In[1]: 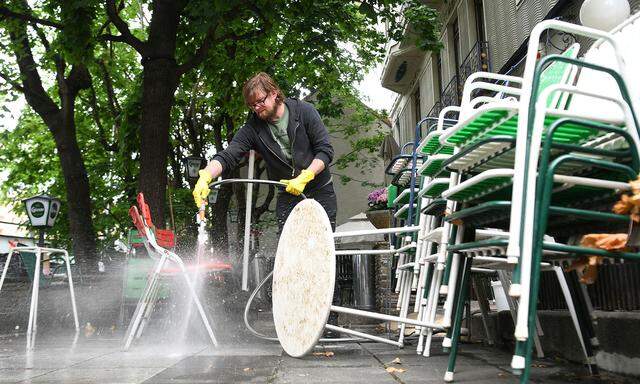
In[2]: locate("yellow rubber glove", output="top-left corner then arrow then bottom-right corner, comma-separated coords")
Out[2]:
280,169 -> 315,196
192,169 -> 213,207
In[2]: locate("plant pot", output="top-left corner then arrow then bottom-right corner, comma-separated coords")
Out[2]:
366,209 -> 390,229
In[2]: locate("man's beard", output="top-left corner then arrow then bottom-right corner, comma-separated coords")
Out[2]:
259,102 -> 279,122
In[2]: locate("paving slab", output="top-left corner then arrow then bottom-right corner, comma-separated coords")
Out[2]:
0,331 -> 638,384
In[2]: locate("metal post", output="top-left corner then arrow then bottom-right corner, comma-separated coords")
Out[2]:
37,229 -> 45,247
242,150 -> 256,291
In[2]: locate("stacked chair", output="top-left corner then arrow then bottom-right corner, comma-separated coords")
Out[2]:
381,11 -> 640,384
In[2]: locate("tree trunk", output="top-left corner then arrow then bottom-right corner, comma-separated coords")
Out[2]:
137,0 -> 181,226
50,117 -> 97,265
6,15 -> 97,266
138,58 -> 178,227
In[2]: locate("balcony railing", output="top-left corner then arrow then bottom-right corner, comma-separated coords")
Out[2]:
440,74 -> 460,109
458,40 -> 490,88
427,40 -> 490,118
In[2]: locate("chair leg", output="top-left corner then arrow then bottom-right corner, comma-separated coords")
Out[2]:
0,252 -> 13,293
444,256 -> 472,382
564,269 -> 600,374
63,251 -> 80,332
26,248 -> 42,351
123,255 -> 167,350
416,262 -> 433,354
174,256 -> 218,347
472,275 -> 496,346
136,275 -> 161,339
442,227 -> 465,329
423,267 -> 444,357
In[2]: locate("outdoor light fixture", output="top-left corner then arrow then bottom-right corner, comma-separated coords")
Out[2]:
183,156 -> 206,181
580,0 -> 630,31
22,194 -> 61,246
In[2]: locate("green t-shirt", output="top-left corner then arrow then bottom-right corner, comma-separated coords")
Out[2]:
267,104 -> 291,160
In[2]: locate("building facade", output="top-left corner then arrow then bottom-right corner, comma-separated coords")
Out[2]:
383,0 -> 640,146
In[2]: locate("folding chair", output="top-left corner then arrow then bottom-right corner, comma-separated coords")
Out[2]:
123,193 -> 224,350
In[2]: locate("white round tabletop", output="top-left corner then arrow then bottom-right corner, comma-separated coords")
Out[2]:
272,199 -> 336,357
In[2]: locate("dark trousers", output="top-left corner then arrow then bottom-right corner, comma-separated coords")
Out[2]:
276,181 -> 337,231
276,182 -> 341,322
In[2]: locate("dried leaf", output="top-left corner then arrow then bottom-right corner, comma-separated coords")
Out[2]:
532,363 -> 547,368
391,357 -> 402,365
243,368 -> 251,372
312,351 -> 335,357
386,367 -> 406,373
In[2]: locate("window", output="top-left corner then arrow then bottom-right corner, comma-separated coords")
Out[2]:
452,18 -> 462,78
413,88 -> 421,126
474,0 -> 486,41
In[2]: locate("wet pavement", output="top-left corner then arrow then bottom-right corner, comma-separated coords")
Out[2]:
1,328 -> 638,384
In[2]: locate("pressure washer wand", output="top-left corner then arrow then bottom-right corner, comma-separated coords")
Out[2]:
196,203 -> 207,265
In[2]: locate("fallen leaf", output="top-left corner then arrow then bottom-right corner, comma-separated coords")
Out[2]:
390,357 -> 402,365
243,368 -> 251,372
532,363 -> 547,368
386,367 -> 406,374
312,351 -> 335,357
84,322 -> 96,338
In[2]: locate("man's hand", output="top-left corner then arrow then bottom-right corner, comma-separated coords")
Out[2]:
193,169 -> 213,207
280,169 -> 315,196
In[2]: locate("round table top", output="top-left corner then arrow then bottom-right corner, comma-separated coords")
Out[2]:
272,199 -> 336,357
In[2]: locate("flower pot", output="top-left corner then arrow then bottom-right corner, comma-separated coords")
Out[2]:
366,209 -> 391,229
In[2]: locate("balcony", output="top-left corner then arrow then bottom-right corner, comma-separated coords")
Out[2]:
428,41 -> 490,118
381,42 -> 426,94
458,41 -> 490,87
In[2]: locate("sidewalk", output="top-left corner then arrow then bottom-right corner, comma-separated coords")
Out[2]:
1,329 -> 636,384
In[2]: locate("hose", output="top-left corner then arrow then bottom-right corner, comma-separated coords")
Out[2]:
207,178 -> 370,343
208,178 -> 307,199
243,269 -> 366,343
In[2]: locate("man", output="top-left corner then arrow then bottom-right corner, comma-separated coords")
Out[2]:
192,72 -> 340,334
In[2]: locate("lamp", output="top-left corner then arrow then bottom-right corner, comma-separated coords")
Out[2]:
580,0 -> 630,31
183,156 -> 206,181
22,194 -> 61,246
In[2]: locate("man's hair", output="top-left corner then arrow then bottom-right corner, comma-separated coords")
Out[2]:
242,72 -> 285,106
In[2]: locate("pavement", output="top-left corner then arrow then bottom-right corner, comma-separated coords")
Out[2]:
1,326 -> 638,384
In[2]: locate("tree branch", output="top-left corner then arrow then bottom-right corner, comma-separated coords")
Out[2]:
105,0 -> 146,54
6,21 -> 59,124
0,71 -> 24,93
97,59 -> 120,116
176,24 -> 218,76
0,5 -> 63,29
86,85 -> 117,152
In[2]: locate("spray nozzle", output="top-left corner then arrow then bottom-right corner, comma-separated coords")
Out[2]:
197,203 -> 206,224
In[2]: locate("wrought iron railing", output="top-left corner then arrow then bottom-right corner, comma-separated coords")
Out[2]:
427,100 -> 443,119
440,74 -> 460,109
537,260 -> 640,312
458,40 -> 490,87
427,41 -> 490,119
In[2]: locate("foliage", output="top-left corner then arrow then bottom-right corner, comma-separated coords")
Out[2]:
0,0 -> 441,255
402,0 -> 442,52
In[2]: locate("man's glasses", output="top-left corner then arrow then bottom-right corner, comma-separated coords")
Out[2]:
249,93 -> 269,109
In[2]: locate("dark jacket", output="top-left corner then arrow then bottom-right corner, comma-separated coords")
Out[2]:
213,98 -> 334,192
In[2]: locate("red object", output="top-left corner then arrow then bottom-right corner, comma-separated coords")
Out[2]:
160,261 -> 233,275
129,206 -> 146,236
136,193 -> 154,229
155,229 -> 175,248
129,194 -> 176,249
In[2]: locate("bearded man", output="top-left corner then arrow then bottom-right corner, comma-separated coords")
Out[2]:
192,72 -> 340,335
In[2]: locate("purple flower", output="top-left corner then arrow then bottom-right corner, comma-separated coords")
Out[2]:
368,187 -> 387,209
